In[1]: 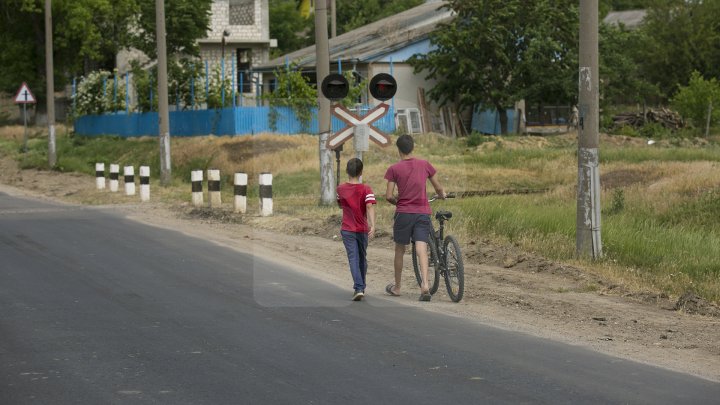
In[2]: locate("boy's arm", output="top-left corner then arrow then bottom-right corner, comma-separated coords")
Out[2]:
385,181 -> 398,205
429,174 -> 446,199
366,203 -> 376,239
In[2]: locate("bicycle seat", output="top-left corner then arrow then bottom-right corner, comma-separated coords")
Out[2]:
435,211 -> 452,221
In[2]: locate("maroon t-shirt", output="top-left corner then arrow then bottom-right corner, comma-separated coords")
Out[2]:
384,158 -> 436,215
336,183 -> 376,232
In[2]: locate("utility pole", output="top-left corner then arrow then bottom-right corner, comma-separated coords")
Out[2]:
44,0 -> 56,168
156,0 -> 172,185
330,0 -> 337,38
576,0 -> 602,259
316,0 -> 335,205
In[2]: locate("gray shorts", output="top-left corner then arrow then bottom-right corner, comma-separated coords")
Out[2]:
393,213 -> 432,245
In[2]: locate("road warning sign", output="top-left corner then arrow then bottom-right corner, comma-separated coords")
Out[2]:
14,82 -> 36,104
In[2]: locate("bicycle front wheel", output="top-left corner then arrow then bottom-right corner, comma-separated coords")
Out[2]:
411,236 -> 440,294
442,235 -> 465,302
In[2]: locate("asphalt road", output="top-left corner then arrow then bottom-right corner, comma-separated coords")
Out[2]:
1,192 -> 718,404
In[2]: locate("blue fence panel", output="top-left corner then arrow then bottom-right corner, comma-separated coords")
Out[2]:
471,107 -> 518,135
74,104 -> 397,137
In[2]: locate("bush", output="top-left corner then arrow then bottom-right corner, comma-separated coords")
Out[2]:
671,71 -> 720,129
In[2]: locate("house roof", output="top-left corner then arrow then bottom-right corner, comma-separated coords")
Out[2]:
603,9 -> 647,29
255,0 -> 452,72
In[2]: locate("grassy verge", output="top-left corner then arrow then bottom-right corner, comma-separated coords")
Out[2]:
1,126 -> 719,303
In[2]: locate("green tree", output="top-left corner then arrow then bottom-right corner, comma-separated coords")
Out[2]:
264,63 -> 316,132
671,71 -> 720,129
132,0 -> 212,59
410,0 -> 578,134
636,0 -> 720,100
599,23 -> 659,107
269,0 -> 314,59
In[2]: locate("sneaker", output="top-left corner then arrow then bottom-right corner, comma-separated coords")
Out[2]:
352,291 -> 365,301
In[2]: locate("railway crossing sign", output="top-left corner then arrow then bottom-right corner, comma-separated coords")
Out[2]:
326,103 -> 391,150
14,82 -> 36,104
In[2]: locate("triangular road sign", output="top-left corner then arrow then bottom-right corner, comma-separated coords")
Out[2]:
14,82 -> 36,104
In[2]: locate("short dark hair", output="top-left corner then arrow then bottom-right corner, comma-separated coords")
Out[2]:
346,158 -> 363,178
396,134 -> 414,155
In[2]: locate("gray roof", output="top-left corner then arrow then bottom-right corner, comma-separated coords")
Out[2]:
256,0 -> 452,71
603,9 -> 647,29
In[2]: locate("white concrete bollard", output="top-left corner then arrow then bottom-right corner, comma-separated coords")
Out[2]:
234,173 -> 248,214
124,166 -> 135,196
109,164 -> 120,192
191,170 -> 204,207
208,169 -> 221,208
139,166 -> 150,202
259,172 -> 273,217
95,163 -> 105,190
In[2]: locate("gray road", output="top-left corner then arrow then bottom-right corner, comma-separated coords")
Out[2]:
1,192 -> 718,404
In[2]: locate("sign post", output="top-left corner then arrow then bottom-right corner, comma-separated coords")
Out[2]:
14,82 -> 36,153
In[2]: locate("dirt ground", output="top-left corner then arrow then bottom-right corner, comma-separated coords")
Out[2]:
1,155 -> 719,383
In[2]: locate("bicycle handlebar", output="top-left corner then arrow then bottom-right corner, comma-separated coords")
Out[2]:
429,192 -> 456,202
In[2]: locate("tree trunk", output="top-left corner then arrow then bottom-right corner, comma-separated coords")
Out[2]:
496,104 -> 508,135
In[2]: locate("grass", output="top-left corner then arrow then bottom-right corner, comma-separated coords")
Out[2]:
2,126 -> 720,303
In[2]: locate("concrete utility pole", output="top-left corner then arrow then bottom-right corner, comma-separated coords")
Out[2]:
156,0 -> 172,185
45,0 -> 56,168
330,0 -> 337,38
316,0 -> 335,205
576,0 -> 602,259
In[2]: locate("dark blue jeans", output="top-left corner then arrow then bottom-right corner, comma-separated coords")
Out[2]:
341,230 -> 368,292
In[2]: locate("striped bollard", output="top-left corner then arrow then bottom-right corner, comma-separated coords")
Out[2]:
191,170 -> 204,207
234,172 -> 248,213
208,169 -> 221,208
124,166 -> 135,196
259,172 -> 273,217
139,166 -> 150,202
109,164 -> 120,192
95,163 -> 105,190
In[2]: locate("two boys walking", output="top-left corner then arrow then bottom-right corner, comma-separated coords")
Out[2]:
336,134 -> 445,302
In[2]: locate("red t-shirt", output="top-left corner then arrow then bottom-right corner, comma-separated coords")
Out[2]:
336,183 -> 376,232
384,158 -> 436,215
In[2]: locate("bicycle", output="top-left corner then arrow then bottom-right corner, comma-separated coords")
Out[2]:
411,193 -> 465,302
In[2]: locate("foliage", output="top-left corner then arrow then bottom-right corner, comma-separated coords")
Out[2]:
600,0 -> 654,16
671,71 -> 720,129
264,63 -> 317,132
269,0 -> 314,59
130,63 -> 158,113
410,0 -> 578,134
131,0 -> 212,59
71,70 -> 126,116
168,58 -> 207,110
599,24 -> 659,106
205,65 -> 233,110
337,71 -> 368,109
635,0 -> 720,101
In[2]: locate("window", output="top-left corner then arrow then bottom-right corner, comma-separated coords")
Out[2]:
395,108 -> 423,134
229,0 -> 254,26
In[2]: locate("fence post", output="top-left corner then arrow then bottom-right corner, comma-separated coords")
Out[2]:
234,172 -> 247,213
190,63 -> 195,110
149,75 -> 154,112
232,57 -> 236,108
113,72 -> 118,113
205,60 -> 209,102
124,166 -> 135,196
221,58 -> 226,107
95,163 -> 105,190
240,73 -> 244,106
191,170 -> 204,207
139,166 -> 150,202
208,169 -> 221,208
259,172 -> 273,216
109,164 -> 119,192
125,74 -> 130,114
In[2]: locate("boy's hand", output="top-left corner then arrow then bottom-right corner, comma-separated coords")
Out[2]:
368,226 -> 376,240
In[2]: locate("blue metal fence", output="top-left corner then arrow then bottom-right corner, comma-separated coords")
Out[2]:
74,105 -> 396,137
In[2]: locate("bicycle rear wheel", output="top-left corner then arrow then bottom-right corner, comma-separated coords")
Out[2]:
442,235 -> 465,302
411,236 -> 440,295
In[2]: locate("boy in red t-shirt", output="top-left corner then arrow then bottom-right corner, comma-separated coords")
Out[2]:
336,158 -> 376,301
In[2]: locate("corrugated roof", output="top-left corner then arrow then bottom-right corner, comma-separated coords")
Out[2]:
256,0 -> 452,71
603,9 -> 647,29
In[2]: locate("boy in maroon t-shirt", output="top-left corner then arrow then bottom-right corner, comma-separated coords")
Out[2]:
384,134 -> 445,301
336,158 -> 376,301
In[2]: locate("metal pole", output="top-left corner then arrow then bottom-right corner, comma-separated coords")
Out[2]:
45,0 -> 56,167
576,0 -> 602,259
316,0 -> 335,205
705,101 -> 712,138
156,0 -> 172,185
330,0 -> 337,38
23,103 -> 28,153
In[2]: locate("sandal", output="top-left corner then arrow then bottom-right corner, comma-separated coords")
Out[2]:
385,283 -> 401,296
419,291 -> 432,302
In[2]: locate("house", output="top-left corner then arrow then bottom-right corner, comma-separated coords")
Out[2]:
118,0 -> 275,94
254,0 -> 455,135
603,9 -> 647,30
